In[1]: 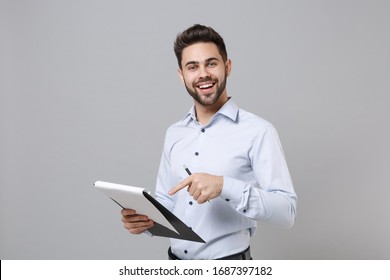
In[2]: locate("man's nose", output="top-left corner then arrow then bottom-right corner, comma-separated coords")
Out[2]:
199,66 -> 211,79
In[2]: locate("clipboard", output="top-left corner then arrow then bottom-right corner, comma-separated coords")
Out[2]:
94,181 -> 205,243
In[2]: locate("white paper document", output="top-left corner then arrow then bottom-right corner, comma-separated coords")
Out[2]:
94,181 -> 205,243
94,181 -> 177,233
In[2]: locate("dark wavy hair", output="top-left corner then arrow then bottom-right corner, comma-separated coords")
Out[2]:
173,24 -> 228,69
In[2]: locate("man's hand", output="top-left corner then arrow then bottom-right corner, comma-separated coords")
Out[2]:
169,173 -> 223,204
121,208 -> 154,234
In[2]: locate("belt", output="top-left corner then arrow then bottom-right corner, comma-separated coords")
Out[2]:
168,246 -> 252,260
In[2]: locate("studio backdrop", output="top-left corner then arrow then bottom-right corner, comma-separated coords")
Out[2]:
1,0 -> 389,259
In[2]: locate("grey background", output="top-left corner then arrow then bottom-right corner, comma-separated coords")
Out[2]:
1,0 -> 389,260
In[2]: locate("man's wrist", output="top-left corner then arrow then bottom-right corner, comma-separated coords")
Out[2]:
218,175 -> 224,195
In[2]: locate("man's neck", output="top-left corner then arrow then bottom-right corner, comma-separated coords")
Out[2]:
194,94 -> 229,125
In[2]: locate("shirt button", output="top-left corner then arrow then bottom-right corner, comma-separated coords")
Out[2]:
184,250 -> 188,254
189,201 -> 193,205
225,199 -> 230,202
195,152 -> 199,156
201,128 -> 205,133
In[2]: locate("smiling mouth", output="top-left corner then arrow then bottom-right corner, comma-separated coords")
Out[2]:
197,83 -> 215,90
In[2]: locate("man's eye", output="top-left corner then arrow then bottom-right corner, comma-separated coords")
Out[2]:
188,65 -> 197,71
208,62 -> 217,67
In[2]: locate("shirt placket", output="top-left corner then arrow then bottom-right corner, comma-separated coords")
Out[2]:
181,124 -> 209,258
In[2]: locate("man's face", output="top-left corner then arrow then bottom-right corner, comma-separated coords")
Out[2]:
178,43 -> 231,107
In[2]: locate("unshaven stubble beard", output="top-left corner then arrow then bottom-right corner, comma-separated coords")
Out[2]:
184,73 -> 228,107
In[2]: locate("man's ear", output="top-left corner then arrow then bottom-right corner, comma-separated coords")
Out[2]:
178,68 -> 185,84
225,59 -> 232,77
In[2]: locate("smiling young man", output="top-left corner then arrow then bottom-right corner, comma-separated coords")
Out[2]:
177,41 -> 231,125
121,24 -> 297,260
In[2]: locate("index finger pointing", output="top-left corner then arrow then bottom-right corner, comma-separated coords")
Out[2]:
169,177 -> 191,195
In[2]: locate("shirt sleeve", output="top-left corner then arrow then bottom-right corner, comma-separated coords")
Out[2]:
219,125 -> 297,228
154,131 -> 176,212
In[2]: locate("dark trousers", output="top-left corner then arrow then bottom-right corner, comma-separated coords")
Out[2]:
168,246 -> 252,260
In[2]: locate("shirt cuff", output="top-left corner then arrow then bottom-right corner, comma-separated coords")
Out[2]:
220,176 -> 247,206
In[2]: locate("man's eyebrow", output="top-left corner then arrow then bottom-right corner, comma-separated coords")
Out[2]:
205,57 -> 219,63
184,57 -> 220,67
184,60 -> 199,67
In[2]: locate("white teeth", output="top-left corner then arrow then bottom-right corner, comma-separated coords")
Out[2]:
199,83 -> 213,89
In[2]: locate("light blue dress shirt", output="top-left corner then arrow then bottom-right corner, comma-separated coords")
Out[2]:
155,99 -> 297,259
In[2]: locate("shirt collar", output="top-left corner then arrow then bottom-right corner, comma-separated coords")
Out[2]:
183,97 -> 239,125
